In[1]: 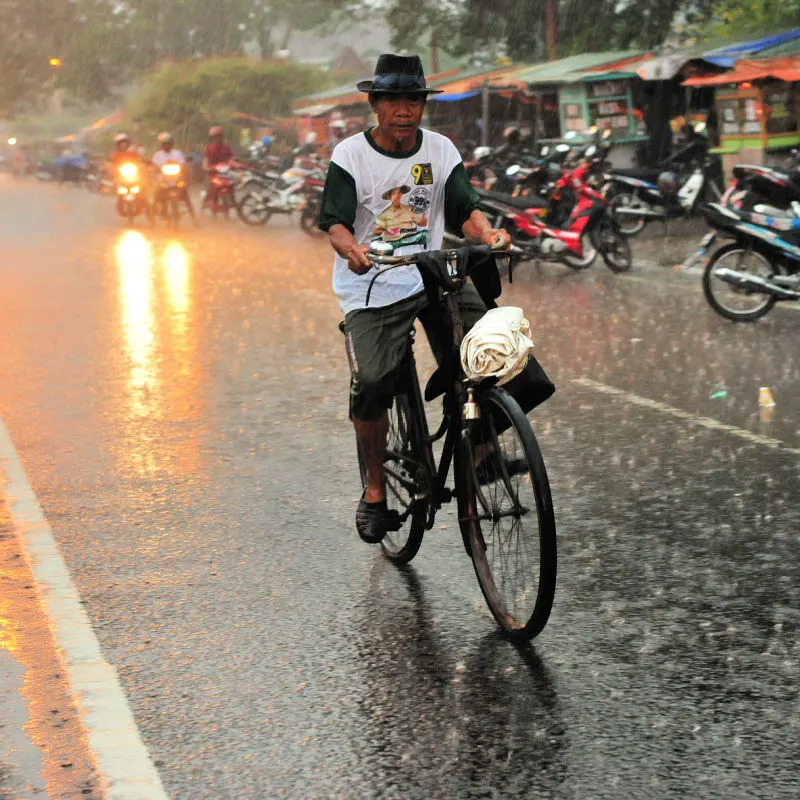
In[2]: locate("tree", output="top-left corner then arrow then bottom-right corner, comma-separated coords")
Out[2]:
127,57 -> 343,146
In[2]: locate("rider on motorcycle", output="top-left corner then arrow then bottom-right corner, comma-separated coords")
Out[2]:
202,125 -> 234,208
109,133 -> 151,219
151,131 -> 196,223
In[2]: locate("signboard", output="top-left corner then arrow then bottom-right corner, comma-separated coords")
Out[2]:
588,99 -> 630,131
563,101 -> 585,132
764,87 -> 797,136
588,80 -> 627,99
718,95 -> 763,137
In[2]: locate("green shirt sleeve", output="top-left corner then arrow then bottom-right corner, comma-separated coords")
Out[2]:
318,161 -> 357,233
444,162 -> 480,235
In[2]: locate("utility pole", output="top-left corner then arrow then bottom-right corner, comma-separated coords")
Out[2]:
545,0 -> 557,61
431,30 -> 440,74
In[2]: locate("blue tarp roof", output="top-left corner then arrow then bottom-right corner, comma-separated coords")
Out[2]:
429,90 -> 481,102
704,28 -> 800,67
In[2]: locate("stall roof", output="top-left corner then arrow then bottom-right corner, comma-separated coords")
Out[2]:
638,28 -> 800,80
703,29 -> 800,67
683,56 -> 800,87
505,51 -> 646,85
428,64 -> 525,101
293,68 -> 460,113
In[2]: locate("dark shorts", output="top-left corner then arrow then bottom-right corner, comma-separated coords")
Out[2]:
344,283 -> 487,421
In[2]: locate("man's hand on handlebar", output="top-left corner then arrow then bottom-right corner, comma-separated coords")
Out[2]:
480,228 -> 512,250
346,243 -> 372,275
327,223 -> 372,274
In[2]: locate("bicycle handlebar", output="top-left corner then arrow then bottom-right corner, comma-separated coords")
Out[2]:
366,239 -> 509,266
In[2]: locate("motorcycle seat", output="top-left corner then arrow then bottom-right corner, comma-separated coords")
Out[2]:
476,188 -> 547,210
742,207 -> 800,233
610,167 -> 662,184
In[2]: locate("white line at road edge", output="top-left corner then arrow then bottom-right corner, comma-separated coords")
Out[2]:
573,378 -> 800,457
0,415 -> 168,800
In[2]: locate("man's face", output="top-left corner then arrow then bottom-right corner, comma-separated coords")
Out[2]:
390,188 -> 403,207
371,93 -> 426,142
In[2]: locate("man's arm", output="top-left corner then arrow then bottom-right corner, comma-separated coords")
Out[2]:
319,160 -> 370,273
445,161 -> 510,246
327,224 -> 370,274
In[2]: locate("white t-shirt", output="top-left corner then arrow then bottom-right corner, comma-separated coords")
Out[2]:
324,129 -> 465,315
152,149 -> 186,167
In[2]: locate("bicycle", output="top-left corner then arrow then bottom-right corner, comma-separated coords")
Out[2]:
356,240 -> 557,642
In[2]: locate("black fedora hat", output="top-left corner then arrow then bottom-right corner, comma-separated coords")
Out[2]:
357,53 -> 443,95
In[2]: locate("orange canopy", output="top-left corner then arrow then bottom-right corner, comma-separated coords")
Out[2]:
683,56 -> 800,86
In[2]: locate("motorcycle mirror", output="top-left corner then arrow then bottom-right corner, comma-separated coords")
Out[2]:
368,241 -> 394,257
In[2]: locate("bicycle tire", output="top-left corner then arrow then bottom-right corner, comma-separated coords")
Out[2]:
458,388 -> 556,641
357,392 -> 427,565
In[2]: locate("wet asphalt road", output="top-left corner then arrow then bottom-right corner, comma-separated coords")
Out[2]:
0,176 -> 798,799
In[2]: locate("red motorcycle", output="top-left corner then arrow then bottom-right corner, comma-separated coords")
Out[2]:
473,150 -> 631,272
203,161 -> 244,218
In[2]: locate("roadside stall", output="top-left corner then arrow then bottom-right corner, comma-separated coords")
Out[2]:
683,56 -> 800,177
424,64 -> 528,153
501,52 -> 651,167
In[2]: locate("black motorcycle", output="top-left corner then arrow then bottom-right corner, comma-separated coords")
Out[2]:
701,201 -> 800,321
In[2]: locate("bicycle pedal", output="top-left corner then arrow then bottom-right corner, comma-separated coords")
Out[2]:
385,515 -> 404,532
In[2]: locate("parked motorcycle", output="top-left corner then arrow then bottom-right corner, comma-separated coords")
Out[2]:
298,170 -> 326,237
700,200 -> 800,321
468,166 -> 630,273
115,162 -> 148,224
236,158 -> 325,227
607,123 -> 723,236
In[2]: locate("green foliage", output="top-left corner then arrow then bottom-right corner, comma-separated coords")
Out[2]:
127,58 -> 343,148
705,0 -> 800,39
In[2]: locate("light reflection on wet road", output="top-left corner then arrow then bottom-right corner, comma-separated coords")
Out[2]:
0,178 -> 798,799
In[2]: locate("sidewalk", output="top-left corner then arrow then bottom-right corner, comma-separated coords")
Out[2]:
0,500 -> 97,799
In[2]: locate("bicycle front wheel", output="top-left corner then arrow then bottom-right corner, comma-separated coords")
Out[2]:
459,388 -> 557,641
357,393 -> 427,564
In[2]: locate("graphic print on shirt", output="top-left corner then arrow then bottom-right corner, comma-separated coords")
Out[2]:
372,183 -> 430,249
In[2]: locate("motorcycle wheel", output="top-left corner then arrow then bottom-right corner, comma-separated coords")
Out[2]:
609,192 -> 647,237
593,220 -> 632,272
702,244 -> 781,322
562,232 -> 597,270
168,197 -> 180,228
299,203 -> 324,238
237,192 -> 272,226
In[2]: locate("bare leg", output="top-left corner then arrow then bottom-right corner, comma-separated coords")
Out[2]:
354,413 -> 388,503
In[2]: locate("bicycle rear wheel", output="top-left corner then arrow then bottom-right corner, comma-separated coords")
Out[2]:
459,388 -> 557,641
357,393 -> 427,564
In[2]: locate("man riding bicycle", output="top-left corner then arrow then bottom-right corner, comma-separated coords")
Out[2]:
319,54 -> 556,546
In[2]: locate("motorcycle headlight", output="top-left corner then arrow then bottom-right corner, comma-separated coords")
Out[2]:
117,186 -> 128,195
119,163 -> 138,181
161,163 -> 181,177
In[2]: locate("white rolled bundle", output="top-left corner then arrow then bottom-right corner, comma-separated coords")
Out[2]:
460,306 -> 534,386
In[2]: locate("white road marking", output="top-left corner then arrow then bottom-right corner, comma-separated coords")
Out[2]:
0,415 -> 168,800
573,378 -> 800,457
